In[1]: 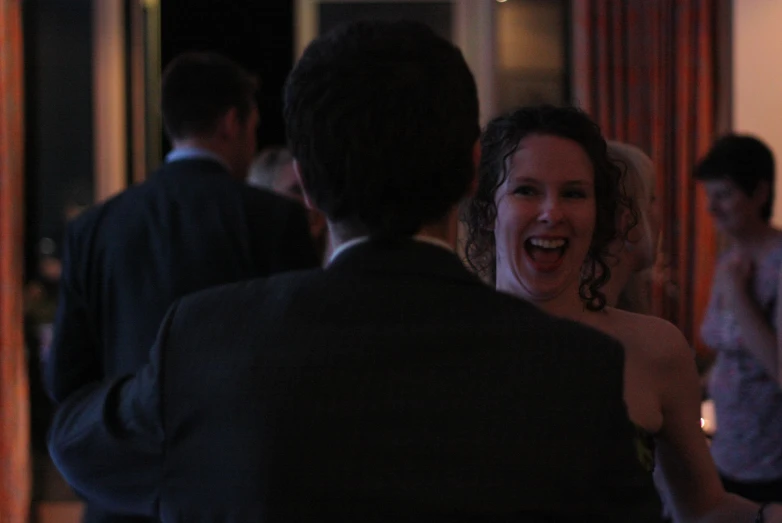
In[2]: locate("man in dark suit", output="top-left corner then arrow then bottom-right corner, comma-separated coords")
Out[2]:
48,22 -> 661,522
45,52 -> 319,523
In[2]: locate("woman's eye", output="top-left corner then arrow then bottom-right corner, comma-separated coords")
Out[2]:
563,189 -> 587,199
512,185 -> 537,196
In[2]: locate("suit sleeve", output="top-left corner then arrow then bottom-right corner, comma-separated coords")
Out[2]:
45,222 -> 101,404
47,301 -> 178,517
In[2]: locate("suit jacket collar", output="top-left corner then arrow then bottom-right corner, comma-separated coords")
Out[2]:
326,237 -> 483,287
165,146 -> 232,172
329,234 -> 454,264
154,157 -> 234,183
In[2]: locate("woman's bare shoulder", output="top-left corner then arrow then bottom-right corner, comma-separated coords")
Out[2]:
600,308 -> 692,364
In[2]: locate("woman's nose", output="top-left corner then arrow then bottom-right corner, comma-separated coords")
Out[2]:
538,196 -> 564,224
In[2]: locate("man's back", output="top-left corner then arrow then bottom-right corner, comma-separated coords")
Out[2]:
153,241 -> 659,521
47,157 -> 317,402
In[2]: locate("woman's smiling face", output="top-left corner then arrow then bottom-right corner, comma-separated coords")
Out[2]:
493,134 -> 596,303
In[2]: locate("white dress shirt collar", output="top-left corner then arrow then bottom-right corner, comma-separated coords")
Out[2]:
328,234 -> 454,264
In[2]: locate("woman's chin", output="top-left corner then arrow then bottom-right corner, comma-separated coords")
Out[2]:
522,283 -> 570,304
516,270 -> 572,304
497,261 -> 576,303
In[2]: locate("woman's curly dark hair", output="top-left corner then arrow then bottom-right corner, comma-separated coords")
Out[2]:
463,105 -> 635,311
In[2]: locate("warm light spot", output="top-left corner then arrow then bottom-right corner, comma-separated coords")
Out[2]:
700,418 -> 706,428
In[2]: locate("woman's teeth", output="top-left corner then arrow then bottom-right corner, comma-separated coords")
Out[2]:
528,238 -> 566,249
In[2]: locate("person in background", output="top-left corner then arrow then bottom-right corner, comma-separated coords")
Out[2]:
247,146 -> 298,196
248,146 -> 329,261
603,141 -> 661,314
464,105 -> 782,523
697,134 -> 782,504
45,51 -> 319,523
49,21 -> 661,522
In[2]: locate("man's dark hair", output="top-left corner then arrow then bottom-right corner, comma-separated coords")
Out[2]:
464,105 -> 632,311
161,52 -> 257,141
694,134 -> 775,222
284,21 -> 480,237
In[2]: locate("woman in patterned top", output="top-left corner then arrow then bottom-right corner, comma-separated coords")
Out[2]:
465,105 -> 782,522
697,134 -> 782,504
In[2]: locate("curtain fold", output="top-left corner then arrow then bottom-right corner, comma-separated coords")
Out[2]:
573,0 -> 720,353
0,0 -> 31,521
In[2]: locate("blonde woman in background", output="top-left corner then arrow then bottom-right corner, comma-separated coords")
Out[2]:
603,141 -> 661,313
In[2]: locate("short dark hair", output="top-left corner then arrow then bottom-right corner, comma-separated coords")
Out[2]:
694,134 -> 775,222
161,52 -> 257,141
464,105 -> 632,311
284,21 -> 480,237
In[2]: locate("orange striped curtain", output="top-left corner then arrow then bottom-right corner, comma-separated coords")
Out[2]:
0,0 -> 31,521
572,0 -> 720,353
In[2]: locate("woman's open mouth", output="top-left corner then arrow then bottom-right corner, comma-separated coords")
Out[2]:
523,237 -> 568,273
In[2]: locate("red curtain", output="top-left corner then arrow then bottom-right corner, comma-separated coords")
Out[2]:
0,0 -> 31,521
572,0 -> 720,353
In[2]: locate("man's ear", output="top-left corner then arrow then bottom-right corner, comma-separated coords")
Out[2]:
216,107 -> 241,140
292,159 -> 317,211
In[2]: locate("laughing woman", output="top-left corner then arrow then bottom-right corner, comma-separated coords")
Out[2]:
464,105 -> 781,523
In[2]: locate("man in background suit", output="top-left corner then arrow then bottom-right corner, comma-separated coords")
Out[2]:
45,52 -> 319,523
48,22 -> 661,522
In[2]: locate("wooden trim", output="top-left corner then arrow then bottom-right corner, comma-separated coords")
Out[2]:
143,0 -> 163,170
129,0 -> 146,185
0,2 -> 31,520
294,0 -> 318,61
92,0 -> 127,202
454,0 -> 496,124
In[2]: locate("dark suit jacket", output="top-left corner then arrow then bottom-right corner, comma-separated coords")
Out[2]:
49,239 -> 661,523
45,157 -> 320,523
